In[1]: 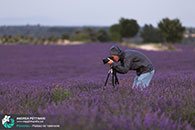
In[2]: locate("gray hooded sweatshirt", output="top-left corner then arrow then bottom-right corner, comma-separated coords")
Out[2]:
109,45 -> 154,76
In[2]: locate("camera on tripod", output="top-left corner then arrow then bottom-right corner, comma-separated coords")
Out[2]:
102,57 -> 119,88
102,56 -> 114,64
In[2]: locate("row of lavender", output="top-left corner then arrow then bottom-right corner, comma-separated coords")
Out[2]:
0,43 -> 194,129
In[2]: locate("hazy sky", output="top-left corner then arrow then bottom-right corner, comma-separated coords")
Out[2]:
0,0 -> 194,27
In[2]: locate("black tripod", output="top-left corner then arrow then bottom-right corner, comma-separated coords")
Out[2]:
104,67 -> 119,88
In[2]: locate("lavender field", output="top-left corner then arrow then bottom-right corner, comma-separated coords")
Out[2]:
0,43 -> 195,130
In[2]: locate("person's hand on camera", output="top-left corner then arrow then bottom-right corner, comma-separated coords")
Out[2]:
107,58 -> 113,65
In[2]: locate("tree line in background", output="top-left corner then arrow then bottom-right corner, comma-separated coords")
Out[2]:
0,17 -> 190,45
110,17 -> 186,44
0,28 -> 111,44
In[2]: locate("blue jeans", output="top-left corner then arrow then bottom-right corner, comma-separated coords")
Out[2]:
132,70 -> 155,90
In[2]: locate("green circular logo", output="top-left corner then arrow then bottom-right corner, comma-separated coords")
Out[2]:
2,115 -> 15,128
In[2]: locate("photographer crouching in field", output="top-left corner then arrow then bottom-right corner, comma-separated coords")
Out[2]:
107,45 -> 155,90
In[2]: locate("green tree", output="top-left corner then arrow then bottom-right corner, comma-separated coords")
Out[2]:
48,35 -> 59,42
97,29 -> 110,42
70,28 -> 99,42
13,34 -> 21,43
140,24 -> 163,43
158,18 -> 186,43
70,32 -> 91,42
83,27 -> 98,42
109,24 -> 122,42
119,18 -> 139,38
61,33 -> 70,40
2,35 -> 8,44
39,36 -> 46,44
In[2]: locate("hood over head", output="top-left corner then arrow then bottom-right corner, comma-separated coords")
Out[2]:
109,45 -> 122,56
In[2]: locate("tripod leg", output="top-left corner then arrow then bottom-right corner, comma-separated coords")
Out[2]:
115,73 -> 119,84
104,71 -> 111,86
112,69 -> 119,85
112,72 -> 115,88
